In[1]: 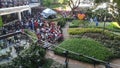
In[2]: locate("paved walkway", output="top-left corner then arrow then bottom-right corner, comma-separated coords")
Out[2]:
62,22 -> 70,39
111,59 -> 120,68
46,50 -> 105,68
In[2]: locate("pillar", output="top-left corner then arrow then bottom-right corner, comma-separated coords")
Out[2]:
18,12 -> 22,21
29,8 -> 32,15
39,0 -> 42,5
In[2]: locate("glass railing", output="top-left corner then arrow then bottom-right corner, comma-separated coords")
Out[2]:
0,2 -> 40,8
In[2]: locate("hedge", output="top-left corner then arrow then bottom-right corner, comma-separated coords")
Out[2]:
110,22 -> 120,29
68,28 -> 103,35
68,28 -> 120,40
54,38 -> 113,63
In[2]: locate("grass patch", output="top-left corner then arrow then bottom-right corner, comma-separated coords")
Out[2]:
87,22 -> 120,32
54,38 -> 113,63
69,20 -> 88,28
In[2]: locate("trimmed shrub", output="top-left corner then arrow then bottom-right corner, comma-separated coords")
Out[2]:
110,22 -> 120,29
68,28 -> 103,35
54,38 -> 113,63
68,28 -> 120,40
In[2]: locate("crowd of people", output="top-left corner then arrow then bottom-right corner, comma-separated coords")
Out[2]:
0,11 -> 63,44
0,0 -> 40,8
0,0 -> 29,8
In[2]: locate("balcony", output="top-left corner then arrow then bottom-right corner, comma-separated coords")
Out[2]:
0,3 -> 40,16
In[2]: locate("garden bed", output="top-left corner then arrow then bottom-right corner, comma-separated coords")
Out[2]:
68,28 -> 120,40
68,28 -> 120,58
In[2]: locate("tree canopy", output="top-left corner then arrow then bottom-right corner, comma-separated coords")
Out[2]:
94,0 -> 109,3
114,0 -> 120,7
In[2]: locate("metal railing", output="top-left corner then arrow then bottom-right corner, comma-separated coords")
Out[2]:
37,40 -> 120,68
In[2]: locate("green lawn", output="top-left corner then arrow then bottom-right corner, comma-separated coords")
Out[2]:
86,22 -> 120,32
69,20 -> 88,28
54,38 -> 113,63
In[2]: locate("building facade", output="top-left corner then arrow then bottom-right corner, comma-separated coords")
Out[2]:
0,0 -> 41,8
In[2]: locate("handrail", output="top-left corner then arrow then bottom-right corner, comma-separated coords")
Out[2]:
3,20 -> 19,26
0,31 -> 22,40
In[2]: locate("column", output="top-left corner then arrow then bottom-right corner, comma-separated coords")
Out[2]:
39,0 -> 42,5
18,12 -> 22,21
29,8 -> 32,15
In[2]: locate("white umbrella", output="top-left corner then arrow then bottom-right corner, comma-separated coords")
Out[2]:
41,8 -> 57,18
42,8 -> 56,15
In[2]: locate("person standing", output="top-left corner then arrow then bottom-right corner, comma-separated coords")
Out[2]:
2,27 -> 7,35
34,20 -> 39,31
94,17 -> 99,26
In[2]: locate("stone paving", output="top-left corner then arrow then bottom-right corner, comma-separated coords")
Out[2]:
62,22 -> 70,40
46,50 -> 106,68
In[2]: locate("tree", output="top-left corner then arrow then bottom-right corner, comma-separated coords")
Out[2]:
113,0 -> 120,25
0,45 -> 46,68
114,0 -> 120,7
68,0 -> 81,15
94,0 -> 120,25
94,0 -> 109,3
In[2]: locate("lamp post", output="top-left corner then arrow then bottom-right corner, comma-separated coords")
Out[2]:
93,60 -> 96,68
63,51 -> 69,68
103,15 -> 106,33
